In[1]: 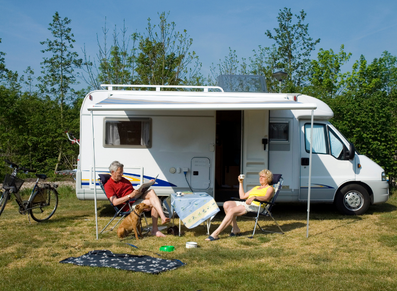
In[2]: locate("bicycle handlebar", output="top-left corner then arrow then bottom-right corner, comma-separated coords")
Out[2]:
4,160 -> 36,173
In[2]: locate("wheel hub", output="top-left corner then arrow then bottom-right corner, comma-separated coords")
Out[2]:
343,191 -> 364,211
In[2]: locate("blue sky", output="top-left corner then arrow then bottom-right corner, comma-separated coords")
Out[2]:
1,0 -> 396,86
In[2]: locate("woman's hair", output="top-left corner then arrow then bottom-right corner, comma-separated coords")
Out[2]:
109,161 -> 124,173
259,169 -> 273,184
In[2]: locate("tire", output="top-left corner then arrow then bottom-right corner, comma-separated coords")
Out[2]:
29,187 -> 59,222
0,191 -> 9,216
335,184 -> 370,215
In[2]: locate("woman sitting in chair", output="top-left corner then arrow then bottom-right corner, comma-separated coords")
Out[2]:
205,169 -> 274,241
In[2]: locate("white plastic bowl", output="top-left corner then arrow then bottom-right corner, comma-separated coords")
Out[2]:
186,242 -> 198,248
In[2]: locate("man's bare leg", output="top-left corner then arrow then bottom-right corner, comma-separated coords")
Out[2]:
149,207 -> 166,237
142,190 -> 170,224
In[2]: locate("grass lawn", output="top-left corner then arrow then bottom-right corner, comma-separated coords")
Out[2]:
1,186 -> 397,291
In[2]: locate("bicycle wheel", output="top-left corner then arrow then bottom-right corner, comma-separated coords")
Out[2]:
0,191 -> 9,216
29,187 -> 58,222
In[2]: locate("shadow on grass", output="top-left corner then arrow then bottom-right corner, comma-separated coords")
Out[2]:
308,217 -> 362,237
49,214 -> 91,223
366,202 -> 397,214
98,204 -> 118,216
237,221 -> 307,236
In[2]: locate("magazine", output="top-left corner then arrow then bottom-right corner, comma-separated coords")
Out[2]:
138,174 -> 158,194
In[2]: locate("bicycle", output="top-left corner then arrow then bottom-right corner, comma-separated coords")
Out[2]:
0,160 -> 59,222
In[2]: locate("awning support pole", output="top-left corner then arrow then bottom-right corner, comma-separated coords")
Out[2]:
306,110 -> 314,238
91,111 -> 99,240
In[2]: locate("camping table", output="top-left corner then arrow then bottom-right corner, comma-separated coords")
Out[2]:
166,192 -> 220,236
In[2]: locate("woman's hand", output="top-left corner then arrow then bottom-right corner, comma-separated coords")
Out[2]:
246,196 -> 256,205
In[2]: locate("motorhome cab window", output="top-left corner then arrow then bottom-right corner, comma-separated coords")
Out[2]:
104,119 -> 151,148
270,122 -> 289,142
304,123 -> 345,159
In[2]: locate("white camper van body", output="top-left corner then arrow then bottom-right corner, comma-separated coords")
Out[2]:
76,84 -> 389,215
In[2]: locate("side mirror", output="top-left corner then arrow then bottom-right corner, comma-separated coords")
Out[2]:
347,143 -> 355,160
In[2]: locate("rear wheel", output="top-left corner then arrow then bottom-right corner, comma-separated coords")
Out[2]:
29,187 -> 59,222
335,184 -> 370,215
0,191 -> 9,216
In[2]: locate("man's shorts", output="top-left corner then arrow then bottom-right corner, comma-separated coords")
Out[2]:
130,198 -> 145,209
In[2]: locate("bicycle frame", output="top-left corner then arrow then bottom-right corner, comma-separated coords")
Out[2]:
1,160 -> 59,222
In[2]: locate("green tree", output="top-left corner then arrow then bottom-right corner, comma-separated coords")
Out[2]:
248,45 -> 279,92
0,85 -> 22,161
37,11 -> 82,172
265,7 -> 320,92
330,52 -> 397,182
0,38 -> 7,80
136,37 -> 183,85
208,47 -> 248,85
303,45 -> 352,100
38,11 -> 82,117
19,66 -> 35,94
84,12 -> 203,88
137,12 -> 202,86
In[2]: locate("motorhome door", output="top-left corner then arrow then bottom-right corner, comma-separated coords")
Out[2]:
242,110 -> 270,191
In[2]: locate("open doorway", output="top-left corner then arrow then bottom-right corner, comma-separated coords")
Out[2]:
215,111 -> 242,202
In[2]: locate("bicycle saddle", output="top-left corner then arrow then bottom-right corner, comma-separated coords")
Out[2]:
36,174 -> 47,180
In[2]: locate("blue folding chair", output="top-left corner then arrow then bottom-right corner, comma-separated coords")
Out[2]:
250,174 -> 284,237
233,174 -> 284,238
98,174 -> 147,235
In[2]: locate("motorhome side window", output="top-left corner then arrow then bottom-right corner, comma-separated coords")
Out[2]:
304,124 -> 345,159
269,122 -> 289,142
304,124 -> 328,154
104,119 -> 151,148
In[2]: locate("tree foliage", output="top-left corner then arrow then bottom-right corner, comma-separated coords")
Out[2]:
303,45 -> 352,100
208,47 -> 248,85
265,7 -> 320,92
0,38 -> 7,80
36,11 -> 83,172
136,12 -> 202,85
37,11 -> 82,107
330,53 -> 397,180
83,12 -> 203,89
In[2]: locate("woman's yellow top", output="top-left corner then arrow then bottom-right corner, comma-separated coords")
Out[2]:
247,185 -> 273,206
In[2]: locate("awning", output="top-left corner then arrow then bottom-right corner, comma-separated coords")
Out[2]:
87,93 -> 317,111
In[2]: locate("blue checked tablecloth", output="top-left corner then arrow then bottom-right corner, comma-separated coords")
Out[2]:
170,192 -> 220,229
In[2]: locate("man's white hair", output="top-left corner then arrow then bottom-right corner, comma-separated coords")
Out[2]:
109,161 -> 124,172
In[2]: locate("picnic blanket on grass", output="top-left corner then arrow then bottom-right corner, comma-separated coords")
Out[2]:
59,250 -> 185,274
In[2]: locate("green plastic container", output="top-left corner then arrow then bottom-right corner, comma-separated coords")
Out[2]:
159,245 -> 175,252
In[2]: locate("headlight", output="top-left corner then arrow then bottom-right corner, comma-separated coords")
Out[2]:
381,172 -> 387,181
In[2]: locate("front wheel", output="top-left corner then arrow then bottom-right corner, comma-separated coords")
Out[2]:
29,187 -> 59,222
335,184 -> 370,215
0,191 -> 9,216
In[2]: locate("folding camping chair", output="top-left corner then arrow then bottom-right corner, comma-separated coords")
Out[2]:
98,174 -> 148,235
234,174 -> 284,238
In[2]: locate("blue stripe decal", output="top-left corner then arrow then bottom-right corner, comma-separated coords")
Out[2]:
82,171 -> 176,187
300,184 -> 334,190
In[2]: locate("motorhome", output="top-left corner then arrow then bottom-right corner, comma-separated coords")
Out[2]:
76,76 -> 389,215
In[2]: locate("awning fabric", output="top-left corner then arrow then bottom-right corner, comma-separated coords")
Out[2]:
87,94 -> 317,111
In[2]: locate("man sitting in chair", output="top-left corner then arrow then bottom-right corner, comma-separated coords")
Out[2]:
205,169 -> 274,241
105,161 -> 170,237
